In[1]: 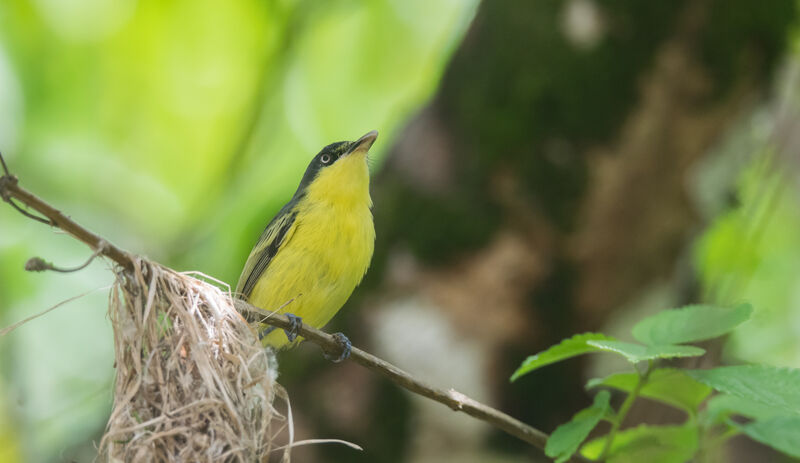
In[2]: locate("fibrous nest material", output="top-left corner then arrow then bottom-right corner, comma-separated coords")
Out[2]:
100,258 -> 283,462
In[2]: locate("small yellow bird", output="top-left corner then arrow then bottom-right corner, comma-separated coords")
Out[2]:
235,131 -> 377,360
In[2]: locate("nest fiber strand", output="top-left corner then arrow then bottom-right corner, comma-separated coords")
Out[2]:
101,258 -> 282,462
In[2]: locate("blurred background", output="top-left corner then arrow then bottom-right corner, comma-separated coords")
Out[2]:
1,0 -> 800,461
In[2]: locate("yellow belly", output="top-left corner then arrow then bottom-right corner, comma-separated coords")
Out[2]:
248,202 -> 374,349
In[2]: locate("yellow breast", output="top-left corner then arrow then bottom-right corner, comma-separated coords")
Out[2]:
250,153 -> 375,348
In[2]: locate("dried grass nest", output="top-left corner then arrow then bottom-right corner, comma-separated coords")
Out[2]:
100,257 -> 286,462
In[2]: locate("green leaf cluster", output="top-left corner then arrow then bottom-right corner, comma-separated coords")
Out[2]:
512,302 -> 800,461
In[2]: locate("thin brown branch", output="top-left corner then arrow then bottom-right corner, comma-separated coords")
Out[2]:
0,175 -> 52,225
0,155 -> 586,461
236,301 -> 552,450
5,195 -> 53,224
0,163 -> 132,270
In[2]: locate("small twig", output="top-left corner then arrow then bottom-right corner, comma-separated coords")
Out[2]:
25,245 -> 105,273
599,359 -> 654,460
0,154 -> 132,270
6,197 -> 53,224
272,438 -> 364,452
0,154 -> 587,461
10,200 -> 52,223
0,175 -> 52,225
0,153 -> 53,224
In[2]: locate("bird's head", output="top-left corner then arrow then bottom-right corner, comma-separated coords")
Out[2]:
296,130 -> 378,206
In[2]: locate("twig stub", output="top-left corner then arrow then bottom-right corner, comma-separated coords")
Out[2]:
0,171 -> 132,270
24,248 -> 103,273
24,257 -> 51,272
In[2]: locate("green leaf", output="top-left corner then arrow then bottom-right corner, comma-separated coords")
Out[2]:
686,365 -> 800,413
581,425 -> 698,463
632,303 -> 752,346
546,391 -> 611,463
586,340 -> 705,364
735,416 -> 800,458
587,368 -> 711,415
512,335 -> 705,383
703,394 -> 796,425
510,333 -> 616,381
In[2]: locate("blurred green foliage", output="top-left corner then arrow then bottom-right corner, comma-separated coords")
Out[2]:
0,1 -> 478,461
696,155 -> 800,366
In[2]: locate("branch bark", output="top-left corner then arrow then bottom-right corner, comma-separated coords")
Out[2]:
236,301 -> 551,450
0,172 -> 133,270
0,157 -> 586,461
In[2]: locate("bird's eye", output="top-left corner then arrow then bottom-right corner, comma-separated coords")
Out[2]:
320,154 -> 331,164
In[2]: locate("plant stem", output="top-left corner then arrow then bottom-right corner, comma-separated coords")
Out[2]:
598,360 -> 654,460
699,424 -> 741,462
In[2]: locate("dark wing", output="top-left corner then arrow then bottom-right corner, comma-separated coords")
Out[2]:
235,204 -> 299,300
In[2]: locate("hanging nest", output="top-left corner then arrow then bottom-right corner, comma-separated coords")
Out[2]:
100,257 -> 285,462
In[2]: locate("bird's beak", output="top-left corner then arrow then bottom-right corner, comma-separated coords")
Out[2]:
346,130 -> 378,156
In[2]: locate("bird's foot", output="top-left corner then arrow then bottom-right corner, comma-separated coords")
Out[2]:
257,313 -> 302,342
324,332 -> 352,363
284,313 -> 302,342
258,325 -> 275,340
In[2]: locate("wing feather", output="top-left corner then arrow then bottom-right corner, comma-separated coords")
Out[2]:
235,205 -> 298,300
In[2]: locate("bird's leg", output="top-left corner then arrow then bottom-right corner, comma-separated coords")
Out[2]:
324,332 -> 352,363
256,313 -> 303,341
258,326 -> 276,340
284,313 -> 302,342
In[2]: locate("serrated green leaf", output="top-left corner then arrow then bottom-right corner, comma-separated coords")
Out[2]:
546,391 -> 611,463
587,368 -> 711,415
686,365 -> 800,413
511,333 -> 616,381
581,425 -> 698,463
735,416 -> 800,458
586,340 -> 705,364
703,394 -> 797,425
632,303 -> 752,346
